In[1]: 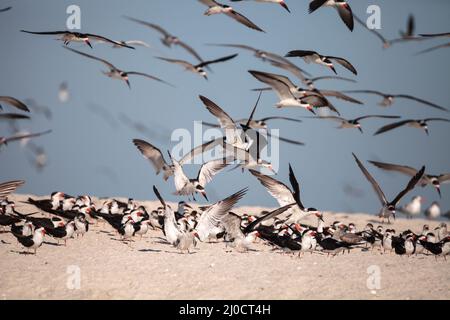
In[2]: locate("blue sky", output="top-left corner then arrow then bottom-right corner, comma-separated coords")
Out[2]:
1,0 -> 450,215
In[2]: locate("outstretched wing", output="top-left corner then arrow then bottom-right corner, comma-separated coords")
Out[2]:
0,180 -> 25,201
391,167 -> 426,206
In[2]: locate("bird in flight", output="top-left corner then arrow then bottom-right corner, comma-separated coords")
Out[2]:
374,118 -> 450,136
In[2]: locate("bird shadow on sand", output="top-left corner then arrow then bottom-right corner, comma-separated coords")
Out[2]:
138,248 -> 162,253
9,250 -> 35,255
0,231 -> 10,234
43,241 -> 64,247
1,240 -> 10,244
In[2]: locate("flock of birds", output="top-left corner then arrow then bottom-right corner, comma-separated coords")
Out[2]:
1,2 -> 450,259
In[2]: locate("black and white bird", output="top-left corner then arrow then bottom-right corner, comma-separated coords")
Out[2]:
343,90 -> 448,112
285,50 -> 357,75
124,17 -> 205,63
374,118 -> 450,136
21,30 -> 135,49
45,220 -> 76,246
308,0 -> 354,31
303,115 -> 400,133
353,153 -> 425,224
425,202 -> 441,220
230,0 -> 290,13
0,130 -> 52,147
369,160 -> 450,198
398,196 -> 424,219
198,0 -> 265,32
0,96 -> 30,112
64,47 -> 172,88
11,226 -> 46,254
156,54 -> 238,80
250,165 -> 324,224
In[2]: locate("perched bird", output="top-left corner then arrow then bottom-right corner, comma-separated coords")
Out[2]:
374,118 -> 450,136
303,115 -> 401,133
45,220 -> 76,246
425,202 -> 441,220
353,153 -> 425,224
308,0 -> 354,31
124,17 -> 205,63
21,30 -> 135,49
285,50 -> 357,75
369,160 -> 450,198
156,54 -> 238,80
11,227 -> 46,254
198,0 -> 265,32
399,196 -> 424,219
230,0 -> 290,13
64,47 -> 172,88
343,90 -> 448,112
0,96 -> 30,112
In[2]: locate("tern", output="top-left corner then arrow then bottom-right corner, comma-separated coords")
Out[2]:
0,96 -> 30,112
343,90 -> 448,112
21,30 -> 135,49
198,0 -> 265,32
369,160 -> 450,198
374,118 -> 450,136
0,130 -> 52,147
250,165 -> 324,224
352,153 -> 425,224
285,50 -> 357,75
124,16 -> 205,63
156,54 -> 238,80
302,115 -> 401,133
64,47 -> 173,88
249,70 -> 328,112
230,0 -> 290,13
308,0 -> 354,31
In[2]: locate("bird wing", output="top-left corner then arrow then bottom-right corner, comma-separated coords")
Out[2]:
0,96 -> 30,112
132,139 -> 170,175
198,0 -> 220,7
0,180 -> 25,201
319,90 -> 363,104
260,116 -> 302,124
197,54 -> 238,68
4,130 -> 52,143
368,160 -> 421,178
0,113 -> 31,120
266,132 -> 305,146
249,170 -> 296,206
197,158 -> 229,186
244,203 -> 296,234
288,164 -> 304,209
438,174 -> 450,185
125,71 -> 174,87
0,6 -> 12,12
155,57 -> 194,69
310,76 -> 356,84
221,212 -> 245,240
179,137 -> 225,165
391,166 -> 426,206
395,95 -> 448,112
169,157 -> 190,193
177,40 -> 204,63
153,185 -> 167,208
124,17 -> 172,37
336,3 -> 354,31
207,43 -> 257,53
424,118 -> 450,123
327,56 -> 357,75
374,120 -> 415,136
64,47 -> 116,69
308,0 -> 328,13
20,30 -> 69,36
416,43 -> 450,55
354,115 -> 401,122
224,10 -> 265,32
352,153 -> 388,206
353,15 -> 390,47
249,70 -> 296,101
85,33 -> 135,49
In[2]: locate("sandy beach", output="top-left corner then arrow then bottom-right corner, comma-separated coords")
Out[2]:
0,193 -> 449,300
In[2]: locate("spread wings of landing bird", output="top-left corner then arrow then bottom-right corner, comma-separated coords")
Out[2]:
0,180 -> 25,201
64,47 -> 173,88
21,30 -> 135,49
198,0 -> 265,32
352,153 -> 425,223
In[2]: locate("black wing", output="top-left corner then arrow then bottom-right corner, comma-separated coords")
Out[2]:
391,166 -> 426,206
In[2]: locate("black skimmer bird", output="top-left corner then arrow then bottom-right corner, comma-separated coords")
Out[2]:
198,0 -> 265,32
249,70 -> 328,112
398,196 -> 424,219
10,221 -> 35,237
168,153 -> 228,201
11,227 -> 46,254
369,160 -> 450,198
0,130 -> 52,148
0,6 -> 12,12
156,53 -> 238,80
250,165 -> 324,224
45,220 -> 75,246
124,16 -> 205,63
74,213 -> 89,237
0,96 -> 30,112
64,47 -> 173,88
0,180 -> 25,201
285,50 -> 357,75
21,30 -> 135,49
0,113 -> 30,121
374,118 -> 450,136
230,0 -> 290,13
418,235 -> 450,260
343,90 -> 448,112
26,192 -> 67,212
308,0 -> 354,31
302,115 -> 400,133
425,202 -> 441,220
353,153 -> 425,224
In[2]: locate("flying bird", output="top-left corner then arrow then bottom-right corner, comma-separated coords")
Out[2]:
0,96 -> 30,112
64,47 -> 173,88
156,54 -> 238,80
198,0 -> 265,32
133,139 -> 175,181
369,160 -> 450,198
343,90 -> 448,112
230,0 -> 290,13
0,180 -> 25,201
308,0 -> 354,31
285,50 -> 357,75
124,17 -> 205,63
374,118 -> 450,136
303,115 -> 401,133
21,30 -> 135,49
0,6 -> 12,12
0,130 -> 52,147
352,153 -> 425,224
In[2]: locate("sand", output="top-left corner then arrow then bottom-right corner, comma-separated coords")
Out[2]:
0,194 -> 449,300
